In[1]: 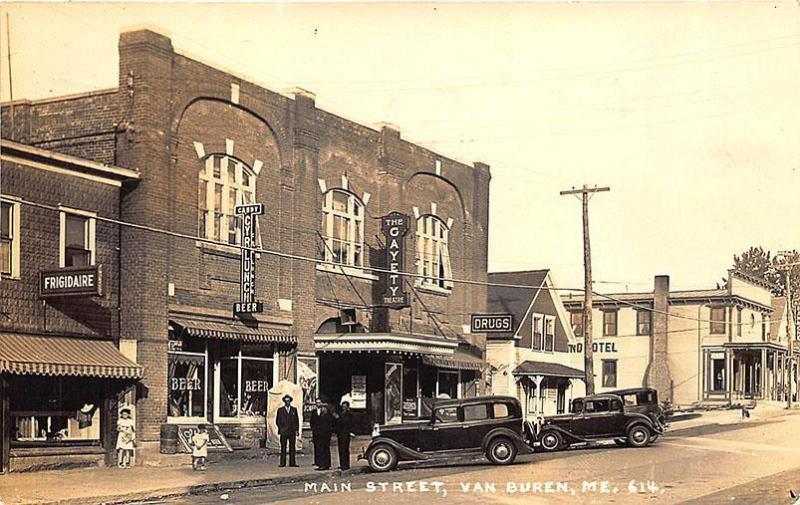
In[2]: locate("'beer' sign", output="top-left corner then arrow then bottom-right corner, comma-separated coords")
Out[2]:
381,212 -> 410,309
234,203 -> 264,315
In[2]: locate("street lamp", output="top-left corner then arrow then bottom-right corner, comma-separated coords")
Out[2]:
776,251 -> 799,409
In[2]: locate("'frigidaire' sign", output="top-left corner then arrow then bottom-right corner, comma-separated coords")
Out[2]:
470,314 -> 514,333
234,203 -> 264,315
40,265 -> 103,298
381,212 -> 410,309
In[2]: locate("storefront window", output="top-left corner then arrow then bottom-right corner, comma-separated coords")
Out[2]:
217,342 -> 275,419
10,376 -> 102,447
437,370 -> 459,399
167,334 -> 207,419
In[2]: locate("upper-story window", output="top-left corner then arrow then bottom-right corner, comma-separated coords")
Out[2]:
710,307 -> 726,335
415,215 -> 453,290
636,310 -> 652,336
320,189 -> 364,267
602,310 -> 618,337
60,210 -> 95,268
198,155 -> 256,245
570,311 -> 584,337
532,314 -> 543,351
544,316 -> 555,351
1,200 -> 20,277
736,307 -> 743,337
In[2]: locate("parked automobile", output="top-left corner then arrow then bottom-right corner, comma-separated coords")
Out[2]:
534,393 -> 664,452
609,387 -> 669,442
361,396 -> 533,472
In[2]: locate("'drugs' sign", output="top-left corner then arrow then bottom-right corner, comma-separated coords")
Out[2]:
381,212 -> 410,309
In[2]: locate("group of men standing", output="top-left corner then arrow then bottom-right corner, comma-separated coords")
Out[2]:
274,394 -> 354,470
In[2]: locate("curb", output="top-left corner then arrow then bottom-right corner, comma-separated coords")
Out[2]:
38,466 -> 371,505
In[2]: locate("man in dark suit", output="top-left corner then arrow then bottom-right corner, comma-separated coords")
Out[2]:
333,400 -> 354,470
309,400 -> 333,470
275,394 -> 299,467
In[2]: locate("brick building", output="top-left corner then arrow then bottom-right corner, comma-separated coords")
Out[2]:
0,139 -> 141,472
1,28 -> 491,466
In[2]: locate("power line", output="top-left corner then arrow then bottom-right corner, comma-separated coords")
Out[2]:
4,194 -> 785,330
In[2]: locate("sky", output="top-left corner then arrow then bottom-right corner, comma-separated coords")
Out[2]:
1,2 -> 798,293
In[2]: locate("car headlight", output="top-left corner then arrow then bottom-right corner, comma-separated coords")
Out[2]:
372,423 -> 381,437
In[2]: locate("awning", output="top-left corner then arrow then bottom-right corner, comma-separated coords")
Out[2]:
0,333 -> 142,379
314,332 -> 457,356
513,360 -> 584,379
423,349 -> 484,370
171,318 -> 296,345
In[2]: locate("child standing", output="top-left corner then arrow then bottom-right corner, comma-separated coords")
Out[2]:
116,407 -> 135,468
191,424 -> 209,471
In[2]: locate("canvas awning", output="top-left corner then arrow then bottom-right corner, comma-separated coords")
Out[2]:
0,333 -> 142,379
314,332 -> 457,356
423,348 -> 484,370
513,360 -> 584,379
171,318 -> 296,345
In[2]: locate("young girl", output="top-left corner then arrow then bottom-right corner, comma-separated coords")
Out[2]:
116,407 -> 135,468
191,424 -> 209,471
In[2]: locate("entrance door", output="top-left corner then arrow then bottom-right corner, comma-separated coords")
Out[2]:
384,363 -> 403,425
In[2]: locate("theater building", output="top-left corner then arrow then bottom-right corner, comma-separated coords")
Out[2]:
485,270 -> 585,418
562,271 -> 798,407
1,27 -> 491,460
0,139 -> 142,472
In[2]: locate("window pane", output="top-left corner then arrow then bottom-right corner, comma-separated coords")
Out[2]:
463,404 -> 488,421
167,353 -> 206,418
219,359 -> 239,417
332,191 -> 348,212
1,241 -> 11,274
434,407 -> 458,423
65,215 -> 87,248
212,156 -> 222,178
1,202 -> 10,238
492,403 -> 510,418
240,359 -> 272,418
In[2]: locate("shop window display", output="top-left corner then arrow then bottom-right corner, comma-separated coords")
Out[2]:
218,342 -> 275,419
167,334 -> 207,419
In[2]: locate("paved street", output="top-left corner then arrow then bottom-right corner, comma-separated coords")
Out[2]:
160,411 -> 800,505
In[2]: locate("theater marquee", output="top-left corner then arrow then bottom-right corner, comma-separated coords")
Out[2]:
40,265 -> 103,297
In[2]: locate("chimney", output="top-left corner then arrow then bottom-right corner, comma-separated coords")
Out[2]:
646,275 -> 673,401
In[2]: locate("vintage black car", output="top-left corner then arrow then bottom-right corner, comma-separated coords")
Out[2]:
361,396 -> 532,472
610,387 -> 669,441
535,393 -> 664,452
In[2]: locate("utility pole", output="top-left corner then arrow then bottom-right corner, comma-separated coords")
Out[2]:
560,185 -> 610,395
776,252 -> 799,409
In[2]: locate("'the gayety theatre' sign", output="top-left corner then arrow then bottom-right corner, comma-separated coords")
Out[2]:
381,212 -> 410,309
40,265 -> 103,297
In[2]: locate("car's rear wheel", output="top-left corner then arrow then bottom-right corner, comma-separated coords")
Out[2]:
486,436 -> 517,465
627,425 -> 651,448
367,444 -> 398,472
539,430 -> 564,452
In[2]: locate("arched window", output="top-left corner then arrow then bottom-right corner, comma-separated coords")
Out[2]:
321,189 -> 364,267
198,154 -> 257,245
415,215 -> 453,290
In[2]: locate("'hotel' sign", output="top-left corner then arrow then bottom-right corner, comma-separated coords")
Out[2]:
40,265 -> 103,297
381,212 -> 410,309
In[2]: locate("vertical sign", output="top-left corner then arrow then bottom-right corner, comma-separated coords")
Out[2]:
381,212 -> 410,309
234,203 -> 264,315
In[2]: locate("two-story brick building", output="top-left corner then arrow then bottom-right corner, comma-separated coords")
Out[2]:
562,271 -> 798,407
0,139 -> 142,472
1,27 -> 491,466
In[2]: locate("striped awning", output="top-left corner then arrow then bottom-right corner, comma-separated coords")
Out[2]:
423,349 -> 485,371
171,318 -> 296,344
0,333 -> 142,379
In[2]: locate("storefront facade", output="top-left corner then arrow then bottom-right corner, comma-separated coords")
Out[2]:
2,27 -> 492,461
0,140 -> 142,472
486,270 -> 586,419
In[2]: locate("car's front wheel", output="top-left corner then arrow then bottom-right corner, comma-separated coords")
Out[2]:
627,425 -> 652,448
539,430 -> 564,452
486,436 -> 517,465
367,444 -> 398,472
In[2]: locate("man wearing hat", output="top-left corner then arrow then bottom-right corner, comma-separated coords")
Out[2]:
333,400 -> 354,470
309,399 -> 333,470
275,394 -> 299,467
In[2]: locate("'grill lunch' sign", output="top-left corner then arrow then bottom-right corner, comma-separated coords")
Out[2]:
234,203 -> 264,315
40,266 -> 103,297
381,212 -> 410,309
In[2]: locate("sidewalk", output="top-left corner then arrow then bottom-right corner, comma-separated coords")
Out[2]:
0,452 -> 368,505
668,402 -> 799,434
